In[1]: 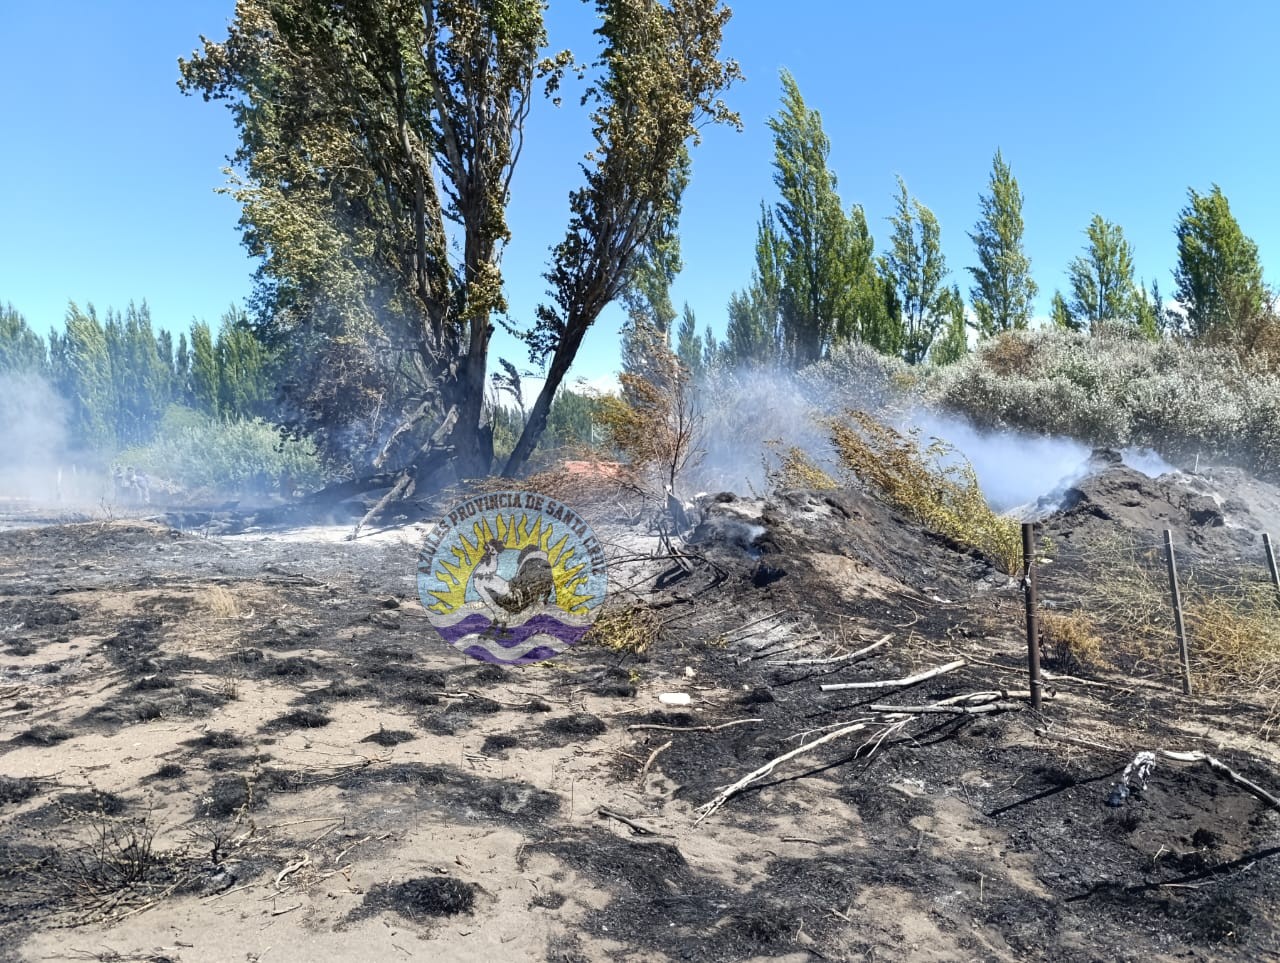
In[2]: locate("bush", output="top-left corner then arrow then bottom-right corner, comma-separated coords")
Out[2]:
828,410 -> 1023,573
927,327 -> 1280,476
118,405 -> 326,496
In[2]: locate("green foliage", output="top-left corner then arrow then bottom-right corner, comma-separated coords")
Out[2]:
545,388 -> 601,449
1174,184 -> 1266,342
929,290 -> 969,366
1050,291 -> 1076,331
1066,214 -> 1143,332
0,303 -> 47,374
727,71 -> 890,368
119,406 -> 324,495
968,150 -> 1037,336
885,176 -> 953,364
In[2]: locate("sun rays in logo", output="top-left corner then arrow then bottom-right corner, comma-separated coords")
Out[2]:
424,512 -> 593,616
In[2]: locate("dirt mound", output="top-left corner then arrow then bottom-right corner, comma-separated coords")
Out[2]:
1045,452 -> 1280,556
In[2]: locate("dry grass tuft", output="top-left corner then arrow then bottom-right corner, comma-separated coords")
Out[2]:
1185,586 -> 1280,692
203,586 -> 240,620
583,602 -> 661,655
1040,610 -> 1107,671
1056,531 -> 1280,695
829,410 -> 1022,573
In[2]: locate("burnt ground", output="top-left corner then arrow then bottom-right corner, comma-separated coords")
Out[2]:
0,473 -> 1278,962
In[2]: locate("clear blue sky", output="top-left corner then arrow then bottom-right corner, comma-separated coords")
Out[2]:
3,1 -> 1279,387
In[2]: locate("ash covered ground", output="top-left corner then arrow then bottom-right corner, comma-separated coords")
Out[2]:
1,460 -> 1279,962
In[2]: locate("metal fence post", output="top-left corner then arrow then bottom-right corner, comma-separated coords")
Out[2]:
1163,529 -> 1193,696
1022,523 -> 1042,711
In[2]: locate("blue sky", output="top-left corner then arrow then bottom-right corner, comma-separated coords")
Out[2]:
3,1 -> 1279,389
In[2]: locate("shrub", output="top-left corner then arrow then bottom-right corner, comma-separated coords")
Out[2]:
828,410 -> 1022,573
1040,611 -> 1106,671
927,327 -> 1280,476
118,405 -> 325,496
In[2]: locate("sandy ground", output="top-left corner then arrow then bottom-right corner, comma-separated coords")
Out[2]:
2,476 -> 1279,962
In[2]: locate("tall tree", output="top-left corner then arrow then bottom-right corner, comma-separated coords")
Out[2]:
500,0 -> 740,475
675,302 -> 704,376
0,304 -> 47,374
1173,184 -> 1266,342
190,322 -> 220,417
1066,214 -> 1140,332
183,0 -> 738,488
884,177 -> 951,364
968,149 -> 1037,336
728,71 -> 888,367
768,69 -> 850,364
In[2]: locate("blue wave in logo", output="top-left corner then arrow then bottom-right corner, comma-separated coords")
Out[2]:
434,611 -> 591,665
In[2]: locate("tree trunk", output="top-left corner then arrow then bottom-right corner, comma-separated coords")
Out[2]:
501,324 -> 588,478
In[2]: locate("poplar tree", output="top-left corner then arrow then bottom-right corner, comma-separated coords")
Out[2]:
968,150 -> 1037,336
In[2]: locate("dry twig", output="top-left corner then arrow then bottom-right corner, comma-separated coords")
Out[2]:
819,659 -> 965,692
766,634 -> 891,667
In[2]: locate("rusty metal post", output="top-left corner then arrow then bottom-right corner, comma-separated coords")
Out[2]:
1264,533 -> 1280,603
1164,529 -> 1192,696
1021,523 -> 1042,711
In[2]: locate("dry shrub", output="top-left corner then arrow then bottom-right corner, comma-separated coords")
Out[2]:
203,586 -> 240,620
595,367 -> 702,488
1185,587 -> 1280,692
1061,531 -> 1280,693
583,602 -> 660,655
767,445 -> 839,492
983,332 -> 1038,376
1040,610 -> 1106,671
829,410 -> 1022,573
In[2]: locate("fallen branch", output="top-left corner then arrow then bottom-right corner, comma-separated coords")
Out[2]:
626,718 -> 763,733
695,720 -> 870,825
1158,750 -> 1280,812
819,659 -> 965,692
596,806 -> 665,836
274,853 -> 310,889
766,634 -> 891,667
870,700 -> 1021,715
637,740 -> 673,788
1032,730 -> 1280,812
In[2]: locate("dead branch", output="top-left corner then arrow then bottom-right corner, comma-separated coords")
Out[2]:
637,740 -> 673,787
766,634 -> 891,666
1033,729 -> 1280,812
1158,750 -> 1280,812
348,471 -> 415,541
273,853 -> 310,889
626,718 -> 763,733
695,720 -> 871,825
870,701 -> 1021,715
596,806 -> 665,836
819,659 -> 966,692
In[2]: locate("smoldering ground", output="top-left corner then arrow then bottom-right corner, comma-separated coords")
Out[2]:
692,362 -> 1176,512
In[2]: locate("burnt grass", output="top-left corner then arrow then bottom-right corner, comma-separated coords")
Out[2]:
1,498 -> 1279,959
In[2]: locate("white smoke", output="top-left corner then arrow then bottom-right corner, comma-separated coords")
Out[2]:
689,362 -> 1177,512
0,372 -> 92,508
